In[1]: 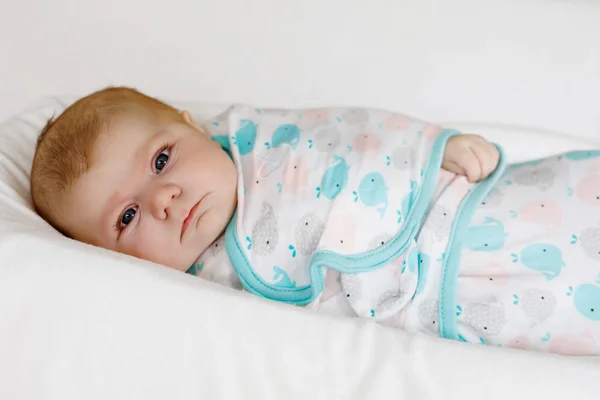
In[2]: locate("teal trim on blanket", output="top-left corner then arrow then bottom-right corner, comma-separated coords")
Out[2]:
438,144 -> 507,341
225,213 -> 314,304
225,129 -> 459,304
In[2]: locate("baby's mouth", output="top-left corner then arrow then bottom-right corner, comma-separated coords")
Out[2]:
180,199 -> 203,242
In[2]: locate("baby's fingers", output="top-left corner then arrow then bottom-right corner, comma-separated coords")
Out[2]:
473,140 -> 500,179
442,159 -> 467,177
463,149 -> 483,182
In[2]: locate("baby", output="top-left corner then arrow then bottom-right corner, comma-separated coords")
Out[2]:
31,87 -> 600,356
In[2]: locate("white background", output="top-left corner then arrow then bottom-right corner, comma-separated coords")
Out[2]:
1,0 -> 599,139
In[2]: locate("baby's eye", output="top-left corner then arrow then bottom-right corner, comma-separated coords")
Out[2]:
121,207 -> 137,226
155,149 -> 170,173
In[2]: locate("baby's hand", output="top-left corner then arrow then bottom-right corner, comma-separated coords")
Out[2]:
442,134 -> 499,182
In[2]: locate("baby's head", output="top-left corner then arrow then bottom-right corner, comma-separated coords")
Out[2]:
31,87 -> 237,271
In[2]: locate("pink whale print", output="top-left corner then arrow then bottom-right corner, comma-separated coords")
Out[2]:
506,336 -> 530,351
321,214 -> 357,253
435,170 -> 473,202
519,199 -> 563,234
575,174 -> 600,205
452,178 -> 474,199
282,157 -> 308,197
423,123 -> 443,146
436,169 -> 456,188
382,113 -> 411,132
299,109 -> 330,129
449,176 -> 474,199
547,330 -> 596,356
353,133 -> 381,159
303,109 -> 329,123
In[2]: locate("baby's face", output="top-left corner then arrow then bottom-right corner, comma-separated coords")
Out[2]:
60,111 -> 237,271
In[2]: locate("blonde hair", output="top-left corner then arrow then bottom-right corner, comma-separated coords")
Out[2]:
30,86 -> 183,234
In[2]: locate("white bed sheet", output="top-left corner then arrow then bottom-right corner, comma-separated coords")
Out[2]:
1,98 -> 600,400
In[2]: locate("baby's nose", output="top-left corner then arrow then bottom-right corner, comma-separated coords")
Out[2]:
148,183 -> 181,220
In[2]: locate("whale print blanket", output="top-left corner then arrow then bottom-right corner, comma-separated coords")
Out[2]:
189,104 -> 600,356
442,152 -> 600,354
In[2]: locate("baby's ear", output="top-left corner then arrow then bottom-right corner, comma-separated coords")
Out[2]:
180,110 -> 209,136
180,110 -> 194,124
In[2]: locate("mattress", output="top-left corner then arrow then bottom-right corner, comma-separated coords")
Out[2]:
1,97 -> 599,399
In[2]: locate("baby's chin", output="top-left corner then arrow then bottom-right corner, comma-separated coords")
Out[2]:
162,254 -> 203,273
134,244 -> 204,273
165,234 -> 222,273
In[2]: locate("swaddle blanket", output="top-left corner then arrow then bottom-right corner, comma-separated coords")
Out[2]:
192,104 -> 600,355
195,104 -> 467,311
438,152 -> 600,354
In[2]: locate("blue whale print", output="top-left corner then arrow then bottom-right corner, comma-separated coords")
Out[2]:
186,261 -> 205,276
211,135 -> 232,158
564,150 -> 600,161
272,124 -> 301,149
463,217 -> 508,251
321,156 -> 350,199
519,243 -> 565,280
273,266 -> 297,288
358,172 -> 389,218
407,247 -> 419,273
235,120 -> 257,155
573,284 -> 600,321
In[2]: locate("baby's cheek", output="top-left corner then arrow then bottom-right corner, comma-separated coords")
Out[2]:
124,227 -> 181,268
